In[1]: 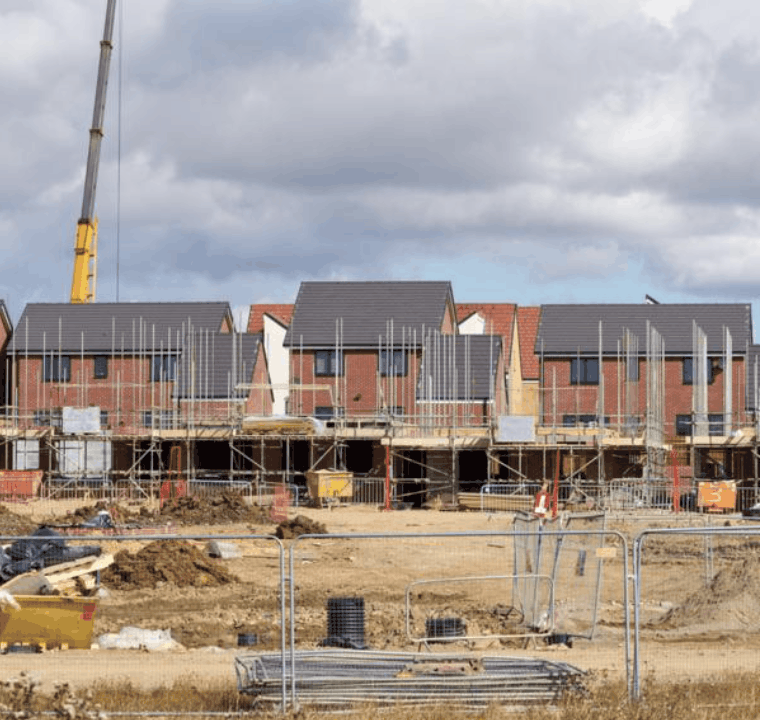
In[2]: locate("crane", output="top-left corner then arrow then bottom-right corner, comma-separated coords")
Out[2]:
70,0 -> 117,304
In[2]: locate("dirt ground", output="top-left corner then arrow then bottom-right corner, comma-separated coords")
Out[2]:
2,498 -> 760,691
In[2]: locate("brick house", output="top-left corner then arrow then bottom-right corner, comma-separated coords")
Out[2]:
535,303 -> 753,438
10,302 -> 273,434
283,281 -> 457,421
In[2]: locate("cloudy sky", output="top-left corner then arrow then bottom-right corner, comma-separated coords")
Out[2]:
3,0 -> 760,328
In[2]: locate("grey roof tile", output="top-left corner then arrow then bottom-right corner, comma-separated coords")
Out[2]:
13,302 -> 233,353
417,334 -> 502,400
535,304 -> 752,355
283,281 -> 454,347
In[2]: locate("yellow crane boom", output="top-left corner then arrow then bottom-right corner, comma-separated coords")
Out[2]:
70,0 -> 116,304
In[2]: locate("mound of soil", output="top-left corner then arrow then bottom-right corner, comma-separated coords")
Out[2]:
0,505 -> 35,535
659,555 -> 760,632
45,501 -> 144,527
159,492 -> 268,525
101,540 -> 238,590
275,515 -> 328,539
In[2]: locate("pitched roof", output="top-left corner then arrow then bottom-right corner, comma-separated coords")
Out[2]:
174,333 -> 263,399
456,303 -> 516,356
517,306 -> 541,379
418,334 -> 502,401
283,281 -> 454,348
535,304 -> 753,355
248,304 -> 294,333
13,302 -> 233,354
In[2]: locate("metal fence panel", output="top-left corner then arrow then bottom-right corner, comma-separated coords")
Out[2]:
287,529 -> 629,710
633,525 -> 760,699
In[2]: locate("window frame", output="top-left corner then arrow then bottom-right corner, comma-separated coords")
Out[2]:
379,349 -> 408,377
314,350 -> 343,377
683,357 -> 715,386
708,413 -> 725,437
675,414 -> 692,436
43,356 -> 71,383
93,355 -> 108,380
151,354 -> 178,382
570,357 -> 600,385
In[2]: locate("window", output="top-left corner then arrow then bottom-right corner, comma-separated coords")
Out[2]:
626,357 -> 639,382
313,406 -> 345,420
708,413 -> 724,436
675,414 -> 692,436
379,350 -> 408,376
43,356 -> 71,383
34,409 -> 62,428
100,410 -> 109,428
562,414 -> 608,428
683,358 -> 714,385
570,358 -> 599,385
94,356 -> 108,379
143,410 -> 175,429
151,355 -> 177,382
314,350 -> 343,377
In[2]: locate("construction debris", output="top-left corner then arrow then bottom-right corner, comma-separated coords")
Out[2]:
275,515 -> 328,539
0,527 -> 103,585
158,493 -> 268,525
101,540 -> 238,590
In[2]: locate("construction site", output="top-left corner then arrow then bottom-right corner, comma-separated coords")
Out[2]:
0,295 -> 758,519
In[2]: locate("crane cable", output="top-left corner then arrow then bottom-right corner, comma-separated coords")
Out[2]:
116,0 -> 123,301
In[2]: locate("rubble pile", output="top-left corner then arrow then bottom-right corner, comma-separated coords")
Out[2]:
159,492 -> 269,525
0,506 -> 35,536
101,540 -> 238,590
275,515 -> 328,539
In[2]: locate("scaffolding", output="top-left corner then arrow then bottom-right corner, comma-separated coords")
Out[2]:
0,312 -> 758,509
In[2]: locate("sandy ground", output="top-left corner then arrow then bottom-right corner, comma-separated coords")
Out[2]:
3,501 -> 760,692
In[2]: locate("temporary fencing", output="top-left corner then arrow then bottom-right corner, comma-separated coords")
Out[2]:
632,525 -> 760,700
276,527 -> 630,710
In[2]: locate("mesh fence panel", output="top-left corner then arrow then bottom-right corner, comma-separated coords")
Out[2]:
289,529 -> 629,709
634,526 -> 760,698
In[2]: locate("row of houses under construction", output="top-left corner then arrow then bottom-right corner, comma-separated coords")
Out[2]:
0,281 -> 759,508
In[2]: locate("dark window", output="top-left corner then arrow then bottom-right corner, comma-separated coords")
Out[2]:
143,410 -> 174,428
626,357 -> 639,382
94,355 -> 108,379
100,410 -> 109,428
314,350 -> 343,376
314,406 -> 345,420
708,413 -> 724,436
683,358 -> 714,385
34,409 -> 62,427
570,358 -> 599,385
151,355 -> 177,382
675,414 -> 692,436
562,414 -> 606,428
379,350 -> 408,376
43,356 -> 71,383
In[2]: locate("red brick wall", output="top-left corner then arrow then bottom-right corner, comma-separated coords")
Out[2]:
541,356 -> 748,433
244,345 -> 273,416
288,349 -> 424,418
16,355 -> 177,434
